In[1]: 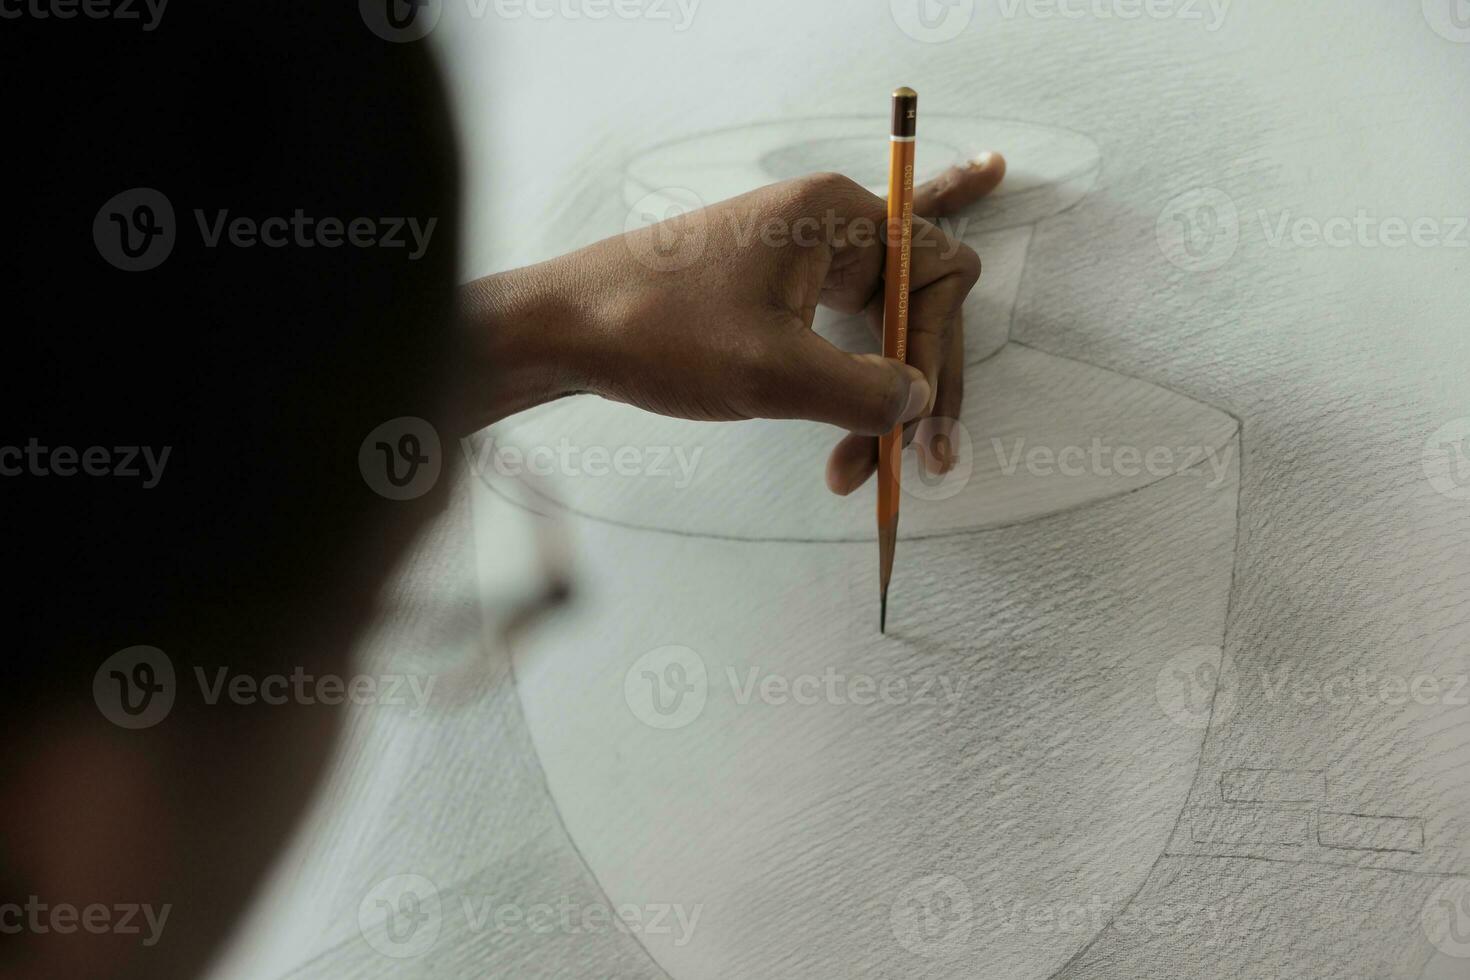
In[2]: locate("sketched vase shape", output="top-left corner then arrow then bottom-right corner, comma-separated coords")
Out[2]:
489,117 -> 1242,980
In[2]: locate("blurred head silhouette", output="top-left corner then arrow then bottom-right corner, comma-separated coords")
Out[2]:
1,6 -> 461,978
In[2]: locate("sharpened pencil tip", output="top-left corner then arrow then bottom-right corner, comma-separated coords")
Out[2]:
880,590 -> 888,633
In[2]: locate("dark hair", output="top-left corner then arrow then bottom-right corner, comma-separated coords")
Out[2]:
2,6 -> 462,711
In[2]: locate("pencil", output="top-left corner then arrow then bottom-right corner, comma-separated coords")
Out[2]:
878,86 -> 917,634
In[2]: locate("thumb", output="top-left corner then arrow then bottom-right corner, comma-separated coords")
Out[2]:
758,332 -> 931,434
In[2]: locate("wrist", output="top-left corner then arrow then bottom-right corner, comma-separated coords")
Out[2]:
457,259 -> 603,431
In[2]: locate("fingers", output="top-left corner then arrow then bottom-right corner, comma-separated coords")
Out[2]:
756,332 -> 932,436
837,223 -> 976,493
912,152 -> 1006,220
900,221 -> 980,406
772,172 -> 984,492
915,309 -> 966,475
826,431 -> 877,495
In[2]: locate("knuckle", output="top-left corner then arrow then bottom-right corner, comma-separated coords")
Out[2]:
951,240 -> 982,285
797,171 -> 863,207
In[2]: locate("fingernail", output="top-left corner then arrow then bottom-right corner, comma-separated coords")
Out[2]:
970,151 -> 995,170
932,433 -> 953,472
900,377 -> 931,424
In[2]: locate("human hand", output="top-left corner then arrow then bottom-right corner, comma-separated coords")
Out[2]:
462,152 -> 1005,494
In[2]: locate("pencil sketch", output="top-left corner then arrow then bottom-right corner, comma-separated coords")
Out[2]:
210,4 -> 1470,978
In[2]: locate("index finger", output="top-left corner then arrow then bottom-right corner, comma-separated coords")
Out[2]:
911,152 -> 1006,219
